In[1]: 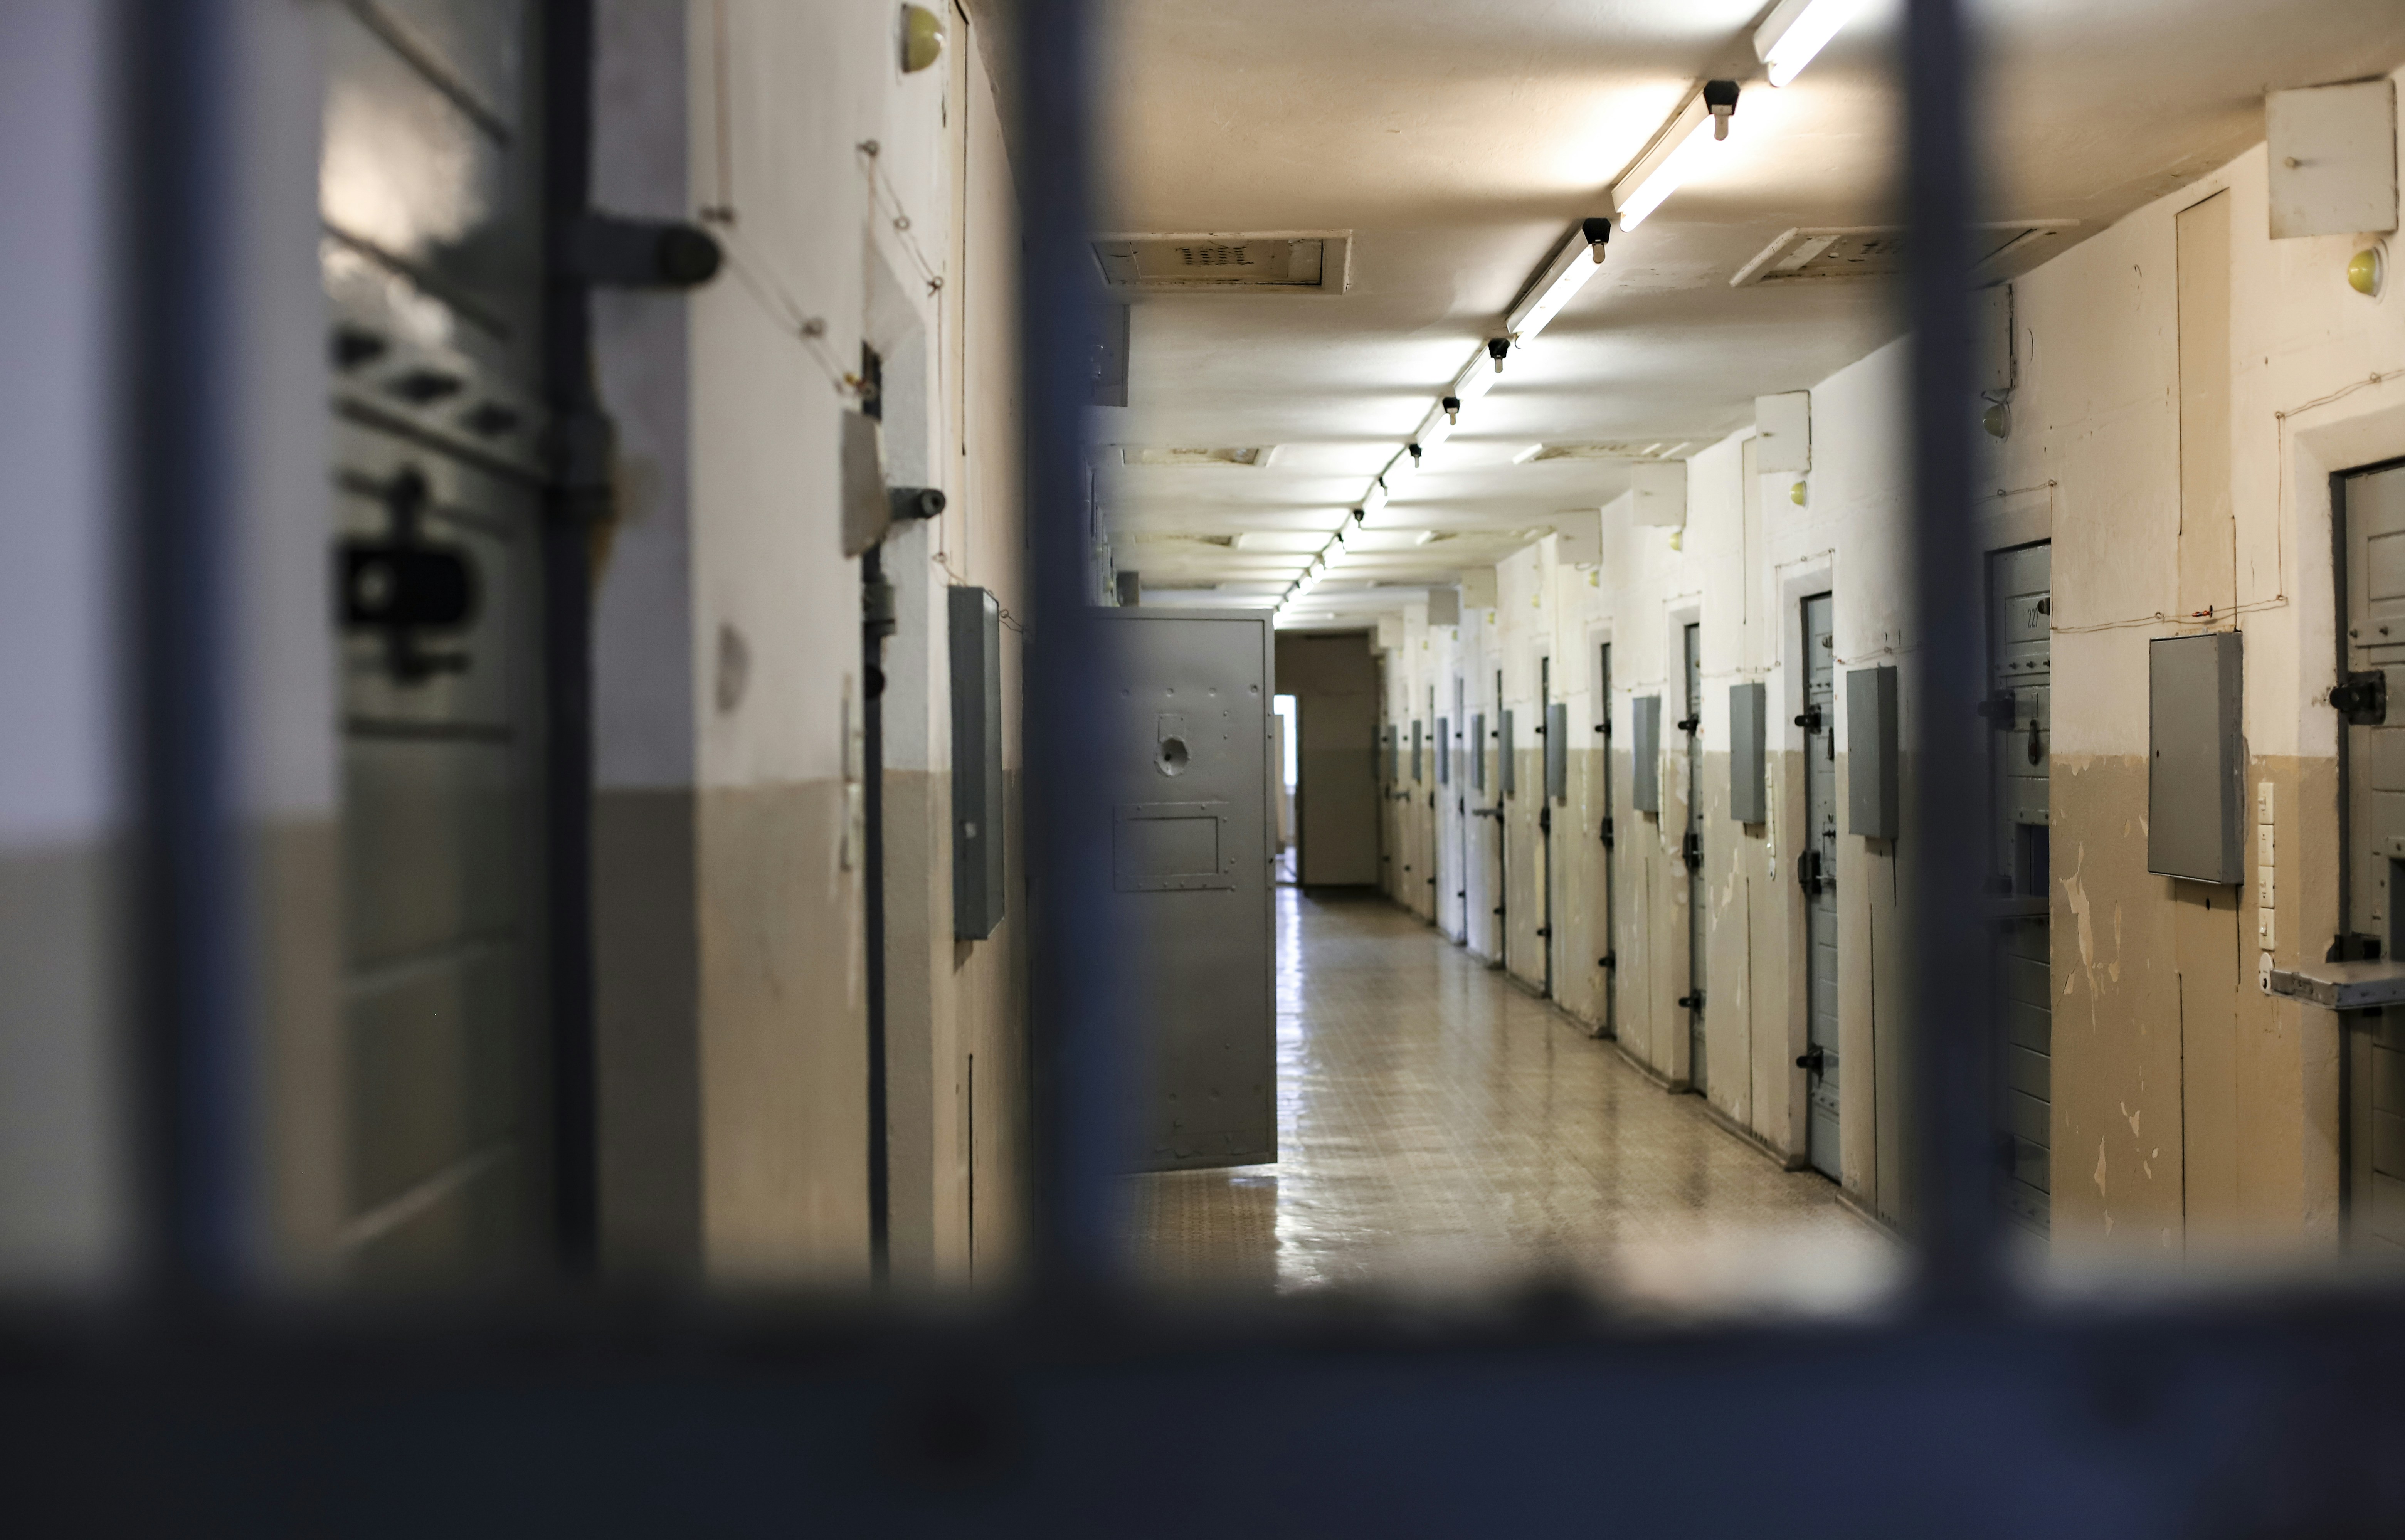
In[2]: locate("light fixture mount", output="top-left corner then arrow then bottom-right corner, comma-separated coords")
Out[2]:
1443,395 -> 1462,425
1487,337 -> 1510,372
1703,79 -> 1740,141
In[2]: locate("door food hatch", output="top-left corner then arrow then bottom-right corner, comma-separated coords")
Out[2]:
1098,610 -> 1277,1170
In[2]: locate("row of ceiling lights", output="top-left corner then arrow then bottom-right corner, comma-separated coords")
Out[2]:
1274,0 -> 1863,622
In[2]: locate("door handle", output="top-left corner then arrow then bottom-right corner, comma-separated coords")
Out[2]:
1796,1046 -> 1826,1074
2025,714 -> 2043,767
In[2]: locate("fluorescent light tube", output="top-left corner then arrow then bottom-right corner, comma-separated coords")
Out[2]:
1754,0 -> 1864,87
1506,220 -> 1611,345
1613,94 -> 1718,232
1363,479 -> 1391,519
1452,356 -> 1499,404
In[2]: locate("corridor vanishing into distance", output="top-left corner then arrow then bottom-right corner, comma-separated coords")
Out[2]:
1130,891 -> 1889,1311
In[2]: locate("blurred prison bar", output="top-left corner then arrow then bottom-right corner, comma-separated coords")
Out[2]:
4,0 -> 2405,1329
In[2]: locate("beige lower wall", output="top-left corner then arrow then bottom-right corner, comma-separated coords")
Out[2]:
2049,752 -> 2341,1261
695,778 -> 870,1283
595,787 -> 704,1277
0,836 -> 130,1287
255,815 -> 345,1282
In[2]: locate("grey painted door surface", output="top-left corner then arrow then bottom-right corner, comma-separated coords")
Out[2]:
1102,611 -> 1276,1171
2344,464 -> 2405,1248
1802,594 -> 1840,1180
1684,624 -> 1706,1093
1540,657 -> 1554,997
1990,543 -> 2054,1234
323,0 -> 552,1277
1598,644 -> 1616,1037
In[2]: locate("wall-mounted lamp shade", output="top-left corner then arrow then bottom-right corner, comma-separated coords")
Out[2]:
1612,92 -> 1727,231
1506,220 -> 1611,345
901,3 -> 947,72
1754,0 -> 1863,87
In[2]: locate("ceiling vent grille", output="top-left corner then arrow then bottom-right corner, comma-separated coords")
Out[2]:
1093,232 -> 1352,294
1732,221 -> 2079,287
1520,441 -> 1704,462
1119,446 -> 1279,468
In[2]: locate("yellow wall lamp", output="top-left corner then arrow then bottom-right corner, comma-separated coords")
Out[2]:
2351,241 -> 2386,300
901,5 -> 946,74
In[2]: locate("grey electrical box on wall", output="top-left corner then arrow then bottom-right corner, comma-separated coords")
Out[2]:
2148,630 -> 2245,884
949,586 -> 1006,939
1633,695 -> 1662,813
1729,681 -> 1767,824
1847,665 -> 1898,839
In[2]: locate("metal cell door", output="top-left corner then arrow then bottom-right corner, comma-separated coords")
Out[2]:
2343,464 -> 2405,1248
1539,656 -> 1555,998
323,1 -> 553,1276
1989,543 -> 2053,1234
1682,624 -> 1706,1094
1800,594 -> 1840,1179
1598,644 -> 1617,1036
1100,611 -> 1276,1170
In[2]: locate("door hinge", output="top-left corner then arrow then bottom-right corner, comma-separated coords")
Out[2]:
1682,830 -> 1703,871
1794,703 -> 1823,733
1536,926 -> 1551,938
1796,1045 -> 1826,1075
1678,991 -> 1705,1010
1598,953 -> 1617,970
1796,849 -> 1828,895
1600,817 -> 1615,849
1676,713 -> 1701,735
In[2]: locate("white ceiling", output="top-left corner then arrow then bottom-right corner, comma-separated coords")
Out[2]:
1091,0 -> 2405,626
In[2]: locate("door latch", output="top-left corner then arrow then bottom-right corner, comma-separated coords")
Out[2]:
1796,1045 -> 1826,1074
2333,670 -> 2388,726
340,466 -> 477,684
1682,831 -> 1703,871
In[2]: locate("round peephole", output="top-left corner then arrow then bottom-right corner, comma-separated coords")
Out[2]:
1156,736 -> 1190,777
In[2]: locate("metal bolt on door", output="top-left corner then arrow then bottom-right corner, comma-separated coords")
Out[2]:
1989,543 -> 2054,1234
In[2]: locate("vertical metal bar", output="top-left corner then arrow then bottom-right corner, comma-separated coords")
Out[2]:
123,0 -> 254,1296
864,549 -> 892,1284
1015,0 -> 1132,1290
1901,0 -> 2003,1306
540,0 -> 602,1276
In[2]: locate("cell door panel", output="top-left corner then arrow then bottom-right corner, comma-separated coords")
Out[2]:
1100,612 -> 1277,1170
1989,543 -> 2053,1233
2344,465 -> 2405,1247
1684,624 -> 1705,1094
324,0 -> 552,1278
1802,593 -> 1839,1179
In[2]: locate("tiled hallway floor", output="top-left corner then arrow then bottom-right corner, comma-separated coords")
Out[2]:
1127,889 -> 1895,1314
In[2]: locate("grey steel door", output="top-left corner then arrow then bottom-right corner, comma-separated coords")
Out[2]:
1101,611 -> 1276,1170
1990,544 -> 2054,1234
2343,464 -> 2405,1248
1598,643 -> 1616,1036
1539,656 -> 1554,997
1682,624 -> 1706,1093
323,1 -> 553,1276
1801,594 -> 1840,1179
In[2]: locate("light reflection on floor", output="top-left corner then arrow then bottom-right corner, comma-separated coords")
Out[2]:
1126,888 -> 1896,1316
